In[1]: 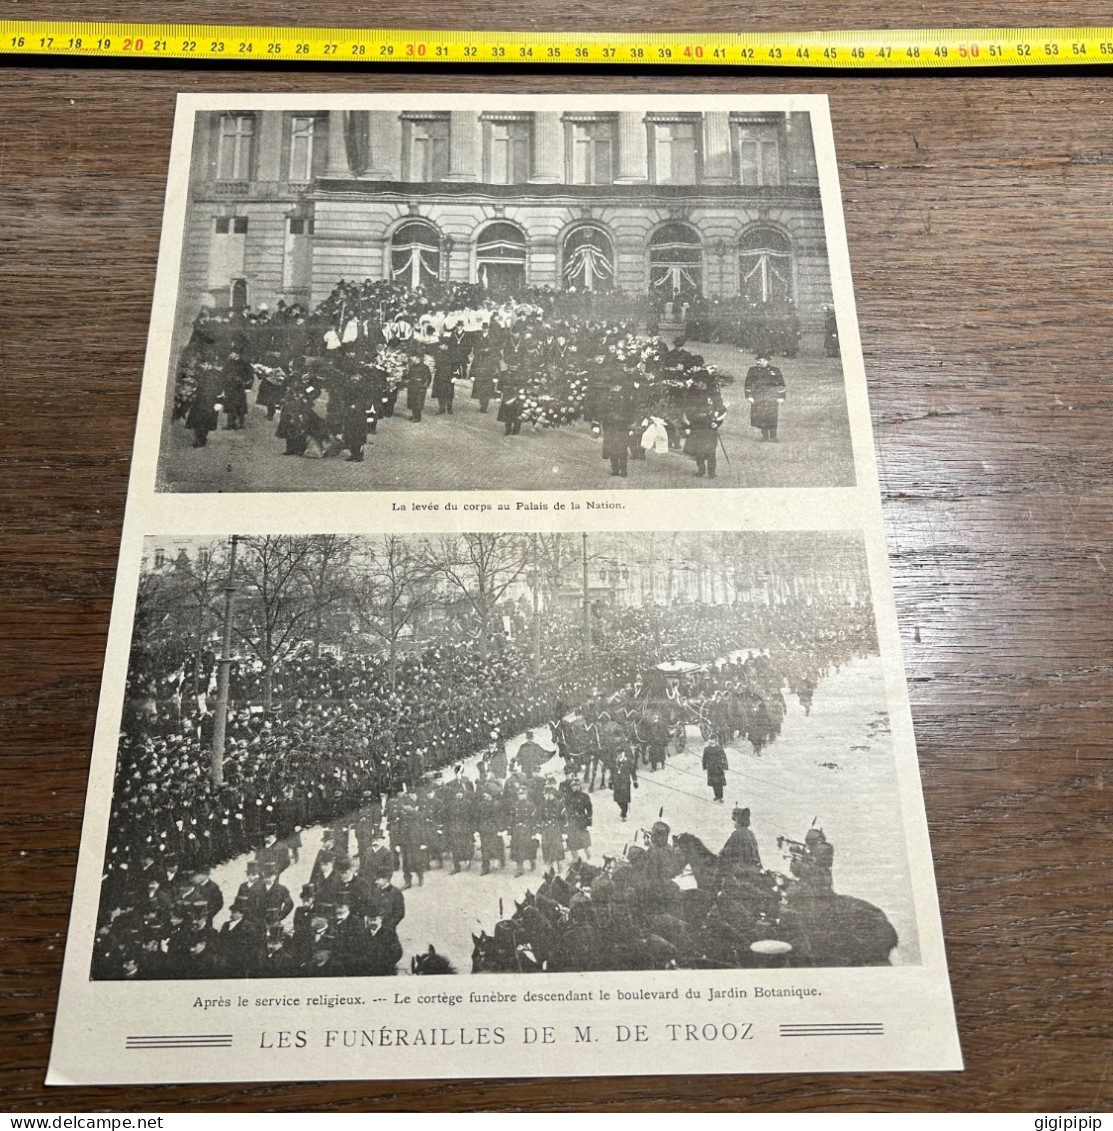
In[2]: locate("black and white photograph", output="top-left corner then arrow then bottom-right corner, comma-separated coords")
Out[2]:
92,530 -> 916,982
48,94 -> 960,1085
154,95 -> 855,493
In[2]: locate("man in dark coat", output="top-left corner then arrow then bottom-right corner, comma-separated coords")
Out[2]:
611,751 -> 638,821
340,373 -> 373,462
431,343 -> 457,415
366,873 -> 406,932
251,866 -> 295,926
497,372 -> 523,435
683,372 -> 726,478
359,914 -> 403,976
702,736 -> 729,803
469,322 -> 502,412
598,377 -> 635,478
222,347 -> 254,431
476,786 -> 506,875
646,711 -> 671,771
515,731 -> 553,776
744,355 -> 786,441
405,356 -> 432,422
565,779 -> 593,861
218,897 -> 264,976
186,362 -> 224,448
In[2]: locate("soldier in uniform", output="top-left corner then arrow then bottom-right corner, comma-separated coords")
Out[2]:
744,354 -> 786,441
505,786 -> 538,877
476,785 -> 506,875
538,782 -> 567,868
790,827 -> 834,896
445,785 -> 476,874
720,806 -> 762,876
390,790 -> 427,890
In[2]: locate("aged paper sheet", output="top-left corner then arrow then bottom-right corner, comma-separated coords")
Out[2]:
47,93 -> 961,1084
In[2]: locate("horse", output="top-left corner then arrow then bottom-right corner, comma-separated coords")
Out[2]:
777,892 -> 898,966
471,922 -> 544,974
411,945 -> 457,975
672,832 -> 721,890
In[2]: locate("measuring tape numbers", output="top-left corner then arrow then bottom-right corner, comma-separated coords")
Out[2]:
4,21 -> 1113,67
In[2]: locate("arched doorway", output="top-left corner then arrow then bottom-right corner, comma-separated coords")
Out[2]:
476,222 -> 527,297
562,225 -> 615,292
391,220 -> 441,289
649,222 -> 702,298
739,226 -> 793,304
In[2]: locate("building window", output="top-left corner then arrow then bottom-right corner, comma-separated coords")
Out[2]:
562,225 -> 614,292
739,226 -> 793,304
732,117 -> 782,186
391,220 -> 441,288
404,115 -> 449,182
650,118 -> 700,184
288,116 -> 319,182
484,117 -> 531,184
476,222 -> 527,296
649,222 -> 702,298
209,216 -> 249,307
216,114 -> 255,181
567,119 -> 615,185
214,216 -> 248,235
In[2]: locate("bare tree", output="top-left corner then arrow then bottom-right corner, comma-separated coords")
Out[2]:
232,535 -> 354,711
419,533 -> 532,653
351,535 -> 432,689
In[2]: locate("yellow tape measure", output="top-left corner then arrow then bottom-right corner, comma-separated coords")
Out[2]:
3,20 -> 1113,67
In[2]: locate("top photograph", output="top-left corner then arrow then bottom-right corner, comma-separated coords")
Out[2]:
154,95 -> 857,493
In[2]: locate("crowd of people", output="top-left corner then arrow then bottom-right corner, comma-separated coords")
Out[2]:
170,279 -> 819,478
93,591 -> 879,979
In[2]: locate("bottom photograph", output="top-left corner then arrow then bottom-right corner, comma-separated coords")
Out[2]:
93,529 -> 919,981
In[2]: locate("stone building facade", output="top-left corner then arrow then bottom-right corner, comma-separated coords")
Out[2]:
181,107 -> 831,330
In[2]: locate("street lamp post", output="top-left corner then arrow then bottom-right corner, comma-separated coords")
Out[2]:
582,532 -> 593,663
211,534 -> 240,788
531,532 -> 542,679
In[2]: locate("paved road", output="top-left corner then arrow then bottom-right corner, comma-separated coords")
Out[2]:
159,346 -> 856,493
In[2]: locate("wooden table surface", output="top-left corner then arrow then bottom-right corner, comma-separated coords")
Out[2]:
2,0 -> 1112,1112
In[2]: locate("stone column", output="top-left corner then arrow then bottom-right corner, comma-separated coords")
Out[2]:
325,110 -> 350,177
530,112 -> 564,183
615,112 -> 648,184
192,112 -> 214,183
255,111 -> 283,182
445,111 -> 480,181
701,112 -> 733,184
367,112 -> 402,180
